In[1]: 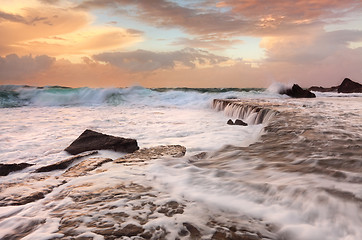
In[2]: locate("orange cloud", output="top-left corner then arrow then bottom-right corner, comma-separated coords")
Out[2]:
16,27 -> 143,57
0,4 -> 142,58
0,7 -> 90,52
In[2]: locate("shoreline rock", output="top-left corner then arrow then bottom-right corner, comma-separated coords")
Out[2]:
114,145 -> 186,163
0,163 -> 34,176
35,151 -> 98,173
65,129 -> 139,155
280,84 -> 316,98
309,78 -> 362,93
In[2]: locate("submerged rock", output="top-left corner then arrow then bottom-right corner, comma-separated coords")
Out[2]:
65,129 -> 139,155
35,151 -> 98,173
0,163 -> 34,176
62,157 -> 112,177
114,145 -> 186,163
280,84 -> 316,98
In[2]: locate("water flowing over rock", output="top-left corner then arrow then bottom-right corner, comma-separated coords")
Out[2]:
280,84 -> 316,98
0,163 -> 34,176
213,99 -> 278,125
114,145 -> 186,163
64,129 -> 139,155
35,151 -> 98,173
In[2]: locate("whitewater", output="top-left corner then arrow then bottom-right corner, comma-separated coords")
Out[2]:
0,85 -> 361,240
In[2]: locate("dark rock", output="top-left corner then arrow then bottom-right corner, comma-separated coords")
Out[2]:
227,119 -> 234,125
189,152 -> 208,162
35,151 -> 98,173
309,78 -> 362,93
280,84 -> 316,98
157,201 -> 184,217
65,129 -> 139,155
0,163 -> 34,176
308,86 -> 338,92
338,78 -> 362,93
183,223 -> 201,239
235,119 -> 248,126
114,224 -> 143,237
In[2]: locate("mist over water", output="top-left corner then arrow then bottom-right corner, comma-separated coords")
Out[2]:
0,85 -> 361,239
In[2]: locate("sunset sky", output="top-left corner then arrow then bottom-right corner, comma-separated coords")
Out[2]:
1,0 -> 362,88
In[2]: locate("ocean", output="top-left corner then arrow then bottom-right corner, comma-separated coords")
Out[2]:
0,85 -> 361,240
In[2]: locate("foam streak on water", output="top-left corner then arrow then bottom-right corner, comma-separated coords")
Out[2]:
147,97 -> 362,240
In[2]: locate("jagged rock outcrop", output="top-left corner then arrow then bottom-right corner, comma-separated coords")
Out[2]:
65,129 -> 139,155
0,163 -> 34,176
309,78 -> 362,93
280,84 -> 316,98
338,78 -> 362,93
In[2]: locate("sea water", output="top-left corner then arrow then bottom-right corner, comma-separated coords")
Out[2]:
0,85 -> 361,240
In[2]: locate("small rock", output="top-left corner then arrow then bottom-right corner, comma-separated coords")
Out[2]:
189,152 -> 207,162
235,119 -> 248,126
227,119 -> 234,125
0,163 -> 34,176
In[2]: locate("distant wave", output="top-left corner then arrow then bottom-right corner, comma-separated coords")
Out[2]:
0,85 -> 271,108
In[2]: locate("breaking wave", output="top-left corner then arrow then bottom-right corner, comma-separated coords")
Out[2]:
0,85 -> 272,108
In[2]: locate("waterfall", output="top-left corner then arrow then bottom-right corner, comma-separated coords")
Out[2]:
212,99 -> 278,125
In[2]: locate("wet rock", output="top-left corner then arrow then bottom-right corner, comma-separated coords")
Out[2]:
0,163 -> 34,176
235,119 -> 248,126
338,78 -> 362,93
228,119 -> 248,126
65,129 -> 139,155
35,151 -> 98,173
157,201 -> 184,217
183,222 -> 201,239
189,152 -> 208,162
114,224 -> 144,237
114,145 -> 186,163
0,177 -> 67,206
280,84 -> 316,98
62,157 -> 112,177
2,219 -> 46,240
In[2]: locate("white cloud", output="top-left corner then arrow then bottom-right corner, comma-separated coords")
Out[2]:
93,48 -> 230,72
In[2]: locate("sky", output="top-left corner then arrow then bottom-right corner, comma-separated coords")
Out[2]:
0,0 -> 362,88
